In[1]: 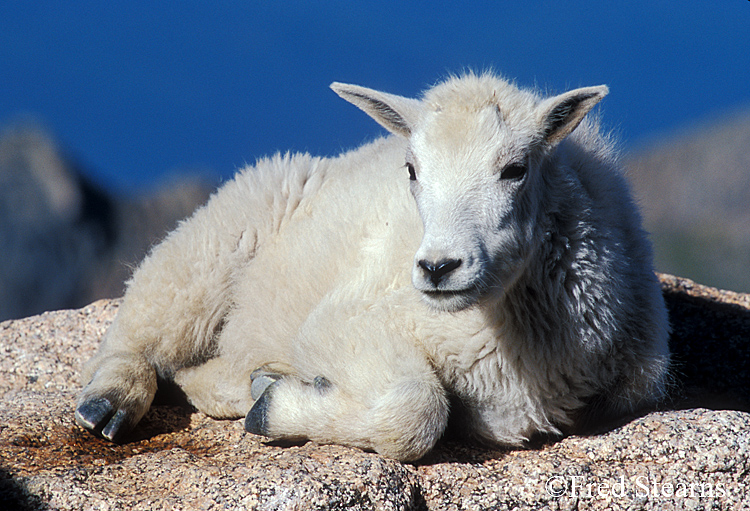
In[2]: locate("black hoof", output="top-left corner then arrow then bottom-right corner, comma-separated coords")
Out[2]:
101,408 -> 130,442
75,397 -> 113,431
75,397 -> 131,443
245,382 -> 277,436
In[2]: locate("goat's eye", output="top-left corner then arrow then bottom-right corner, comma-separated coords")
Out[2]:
500,163 -> 526,180
406,162 -> 417,181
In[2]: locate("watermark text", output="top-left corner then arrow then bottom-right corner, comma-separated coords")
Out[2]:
544,475 -> 728,500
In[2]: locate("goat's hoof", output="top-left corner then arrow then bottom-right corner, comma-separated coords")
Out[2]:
75,397 -> 131,443
250,368 -> 283,400
75,396 -> 113,430
245,381 -> 277,436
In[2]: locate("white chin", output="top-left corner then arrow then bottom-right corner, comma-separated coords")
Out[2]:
420,289 -> 479,312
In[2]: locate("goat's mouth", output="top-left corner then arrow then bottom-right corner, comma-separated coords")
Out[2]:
420,287 -> 480,312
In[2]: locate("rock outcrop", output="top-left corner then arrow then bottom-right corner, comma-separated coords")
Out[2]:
1,275 -> 749,510
626,107 -> 750,292
0,121 -> 213,322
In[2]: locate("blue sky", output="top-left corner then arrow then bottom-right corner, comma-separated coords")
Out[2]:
1,1 -> 749,194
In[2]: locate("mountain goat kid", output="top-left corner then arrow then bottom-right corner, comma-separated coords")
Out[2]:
76,72 -> 670,461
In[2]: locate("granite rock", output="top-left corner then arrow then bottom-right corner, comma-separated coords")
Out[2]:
1,275 -> 749,510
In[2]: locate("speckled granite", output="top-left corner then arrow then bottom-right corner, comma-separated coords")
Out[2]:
2,275 -> 749,510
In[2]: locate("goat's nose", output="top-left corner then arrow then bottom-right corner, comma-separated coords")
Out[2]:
418,258 -> 462,287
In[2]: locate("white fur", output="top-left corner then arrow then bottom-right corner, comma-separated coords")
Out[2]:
77,72 -> 670,461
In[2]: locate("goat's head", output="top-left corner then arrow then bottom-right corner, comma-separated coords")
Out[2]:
332,74 -> 607,312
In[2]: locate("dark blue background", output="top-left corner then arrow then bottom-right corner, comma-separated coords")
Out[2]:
2,1 -> 748,193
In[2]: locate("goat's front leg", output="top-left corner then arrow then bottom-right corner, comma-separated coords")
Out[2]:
245,365 -> 447,461
244,300 -> 449,461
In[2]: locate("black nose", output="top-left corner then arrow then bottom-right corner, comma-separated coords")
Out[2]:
418,258 -> 462,287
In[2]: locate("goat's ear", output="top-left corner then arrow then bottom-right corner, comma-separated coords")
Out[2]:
331,82 -> 421,138
537,85 -> 609,146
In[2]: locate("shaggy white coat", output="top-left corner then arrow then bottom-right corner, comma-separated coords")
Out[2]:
77,72 -> 670,461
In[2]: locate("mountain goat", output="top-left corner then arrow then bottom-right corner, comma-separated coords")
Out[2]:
76,72 -> 670,461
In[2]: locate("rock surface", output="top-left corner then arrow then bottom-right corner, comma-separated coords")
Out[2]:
1,275 -> 749,510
